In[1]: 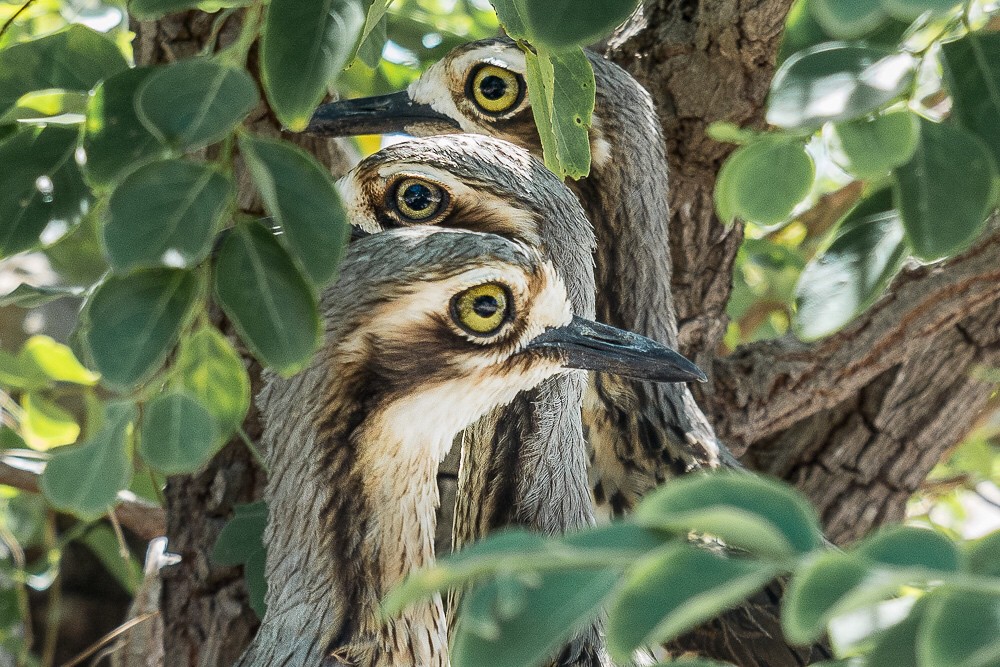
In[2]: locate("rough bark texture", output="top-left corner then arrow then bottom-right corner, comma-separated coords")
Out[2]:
132,11 -> 354,665
149,0 -> 1000,664
604,0 -> 1000,546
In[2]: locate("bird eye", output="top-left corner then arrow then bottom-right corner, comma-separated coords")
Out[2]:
469,64 -> 523,115
393,177 -> 447,221
451,283 -> 511,336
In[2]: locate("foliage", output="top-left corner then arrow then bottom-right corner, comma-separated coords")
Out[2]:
386,471 -> 1000,667
720,0 -> 1000,345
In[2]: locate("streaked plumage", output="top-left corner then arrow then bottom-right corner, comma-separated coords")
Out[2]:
236,227 -> 705,667
309,41 -> 831,665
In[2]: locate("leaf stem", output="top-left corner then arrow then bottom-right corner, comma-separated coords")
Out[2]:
238,427 -> 269,473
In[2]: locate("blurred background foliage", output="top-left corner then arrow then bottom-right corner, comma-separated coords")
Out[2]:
0,0 -> 997,664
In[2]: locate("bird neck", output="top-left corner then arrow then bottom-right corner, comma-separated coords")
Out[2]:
253,360 -> 449,667
575,56 -> 679,348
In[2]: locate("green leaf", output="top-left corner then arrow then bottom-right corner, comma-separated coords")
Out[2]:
606,544 -> 780,662
238,134 -> 349,285
0,125 -> 91,257
0,284 -> 84,308
21,335 -> 99,385
0,90 -> 88,124
212,501 -> 268,617
21,393 -> 79,450
965,530 -> 1000,577
82,67 -> 165,187
40,401 -> 135,519
129,0 -> 253,19
351,0 -> 392,67
793,198 -> 907,340
941,31 -> 1000,171
857,525 -> 961,573
0,25 -> 128,119
0,348 -> 50,391
260,0 -> 367,131
213,222 -> 321,375
810,0 -> 886,40
80,525 -> 142,595
139,390 -> 220,475
767,44 -> 916,131
491,0 -> 640,49
136,60 -> 259,151
83,269 -> 200,390
633,471 -> 823,558
523,45 -> 594,180
881,0 -> 962,21
174,327 -> 250,437
104,159 -> 232,272
714,137 -> 814,226
893,119 -> 998,261
450,524 -> 663,667
919,588 -> 1000,667
864,597 -> 928,667
828,110 -> 920,179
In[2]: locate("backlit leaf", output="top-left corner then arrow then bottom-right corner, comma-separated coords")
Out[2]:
174,327 -> 250,437
214,222 -> 321,375
21,393 -> 79,450
21,335 -> 99,385
104,159 -> 232,271
893,119 -> 998,261
139,390 -> 220,475
260,0 -> 366,130
136,59 -> 259,151
238,134 -> 349,285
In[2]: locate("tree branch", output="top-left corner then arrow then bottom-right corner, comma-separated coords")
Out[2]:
0,459 -> 165,541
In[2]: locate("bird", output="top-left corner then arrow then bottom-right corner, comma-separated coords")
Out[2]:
234,226 -> 706,667
309,51 -> 833,664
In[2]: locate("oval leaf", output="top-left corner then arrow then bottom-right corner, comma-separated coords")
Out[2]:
793,198 -> 908,341
606,544 -> 780,662
174,326 -> 250,436
21,393 -> 79,450
214,222 -> 321,375
714,138 -> 814,226
212,500 -> 268,617
0,126 -> 91,257
104,159 -> 232,271
492,0 -> 640,49
84,269 -> 200,389
139,390 -> 220,475
942,31 -> 1000,171
40,401 -> 135,519
136,59 -> 259,151
828,110 -> 920,179
767,44 -> 916,131
810,0 -> 886,40
238,134 -> 349,285
0,25 -> 128,118
856,525 -> 960,573
919,588 -> 1000,667
893,119 -> 999,261
82,67 -> 165,187
260,0 -> 366,131
965,530 -> 1000,577
634,471 -> 823,557
21,335 -> 99,385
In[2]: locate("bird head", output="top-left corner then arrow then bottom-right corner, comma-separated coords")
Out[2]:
309,38 -> 610,163
329,228 -> 703,438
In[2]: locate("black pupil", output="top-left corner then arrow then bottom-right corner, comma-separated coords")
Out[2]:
479,75 -> 508,101
402,183 -> 435,211
472,295 -> 499,318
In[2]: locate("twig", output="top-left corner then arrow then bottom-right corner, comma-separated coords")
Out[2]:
0,459 -> 166,540
59,612 -> 159,667
238,428 -> 269,473
0,0 -> 37,41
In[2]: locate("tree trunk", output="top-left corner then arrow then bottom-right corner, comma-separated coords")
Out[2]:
604,0 -> 1000,545
147,0 -> 1000,663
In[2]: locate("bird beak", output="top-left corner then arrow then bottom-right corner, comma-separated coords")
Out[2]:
349,226 -> 372,243
307,91 -> 462,137
527,316 -> 707,383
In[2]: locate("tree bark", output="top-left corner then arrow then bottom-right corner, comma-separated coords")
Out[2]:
605,0 -> 1000,545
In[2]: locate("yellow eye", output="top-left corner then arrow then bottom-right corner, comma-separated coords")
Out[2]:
393,178 -> 447,221
451,283 -> 511,335
469,64 -> 522,114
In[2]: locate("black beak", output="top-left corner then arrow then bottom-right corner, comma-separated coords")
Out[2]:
527,316 -> 707,384
307,91 -> 462,137
349,226 -> 372,243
